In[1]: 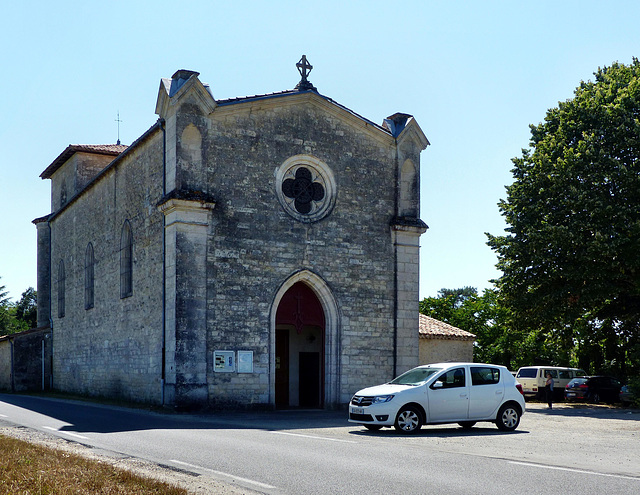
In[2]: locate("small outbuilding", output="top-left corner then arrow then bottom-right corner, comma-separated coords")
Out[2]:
418,314 -> 475,364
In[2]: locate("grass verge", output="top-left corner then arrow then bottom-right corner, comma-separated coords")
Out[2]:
0,434 -> 187,494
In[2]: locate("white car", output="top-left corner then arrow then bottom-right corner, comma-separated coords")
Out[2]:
349,362 -> 526,433
515,366 -> 586,400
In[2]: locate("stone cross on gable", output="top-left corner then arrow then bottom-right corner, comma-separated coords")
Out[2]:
295,55 -> 317,91
297,55 -> 312,79
115,111 -> 123,145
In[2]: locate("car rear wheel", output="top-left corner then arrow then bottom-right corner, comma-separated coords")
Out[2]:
496,404 -> 521,431
394,405 -> 423,434
364,424 -> 383,431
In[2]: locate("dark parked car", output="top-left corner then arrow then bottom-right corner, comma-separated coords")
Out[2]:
620,385 -> 636,405
564,376 -> 622,403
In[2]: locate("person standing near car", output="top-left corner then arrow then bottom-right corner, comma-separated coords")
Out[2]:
545,372 -> 554,409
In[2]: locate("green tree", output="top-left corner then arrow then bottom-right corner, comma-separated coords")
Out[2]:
14,287 -> 37,330
0,278 -> 9,307
419,287 -> 477,325
0,278 -> 11,335
487,59 -> 640,377
0,279 -> 37,336
420,288 -> 524,368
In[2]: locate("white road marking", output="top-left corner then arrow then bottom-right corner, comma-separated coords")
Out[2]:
42,426 -> 89,440
509,461 -> 639,481
170,460 -> 276,490
270,431 -> 357,443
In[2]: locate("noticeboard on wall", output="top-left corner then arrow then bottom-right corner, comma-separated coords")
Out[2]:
213,350 -> 235,373
237,351 -> 254,373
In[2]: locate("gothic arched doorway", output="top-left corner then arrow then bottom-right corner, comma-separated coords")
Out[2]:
275,282 -> 325,408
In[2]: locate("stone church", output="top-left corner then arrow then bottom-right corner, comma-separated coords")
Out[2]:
33,58 -> 429,409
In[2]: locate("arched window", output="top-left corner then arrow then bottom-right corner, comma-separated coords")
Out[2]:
57,260 -> 65,318
85,243 -> 94,309
181,123 -> 203,166
120,221 -> 133,298
399,159 -> 418,217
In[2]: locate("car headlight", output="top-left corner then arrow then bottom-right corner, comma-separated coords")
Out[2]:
372,395 -> 394,404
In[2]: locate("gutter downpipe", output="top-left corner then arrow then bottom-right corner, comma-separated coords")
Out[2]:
48,220 -> 53,390
392,137 -> 399,378
42,339 -> 45,391
160,118 -> 167,406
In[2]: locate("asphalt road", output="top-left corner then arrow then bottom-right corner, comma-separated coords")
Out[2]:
0,394 -> 638,494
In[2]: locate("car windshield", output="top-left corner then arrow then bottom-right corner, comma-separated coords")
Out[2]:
389,367 -> 442,386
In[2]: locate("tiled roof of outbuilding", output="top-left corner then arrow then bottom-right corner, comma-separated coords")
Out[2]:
40,144 -> 128,179
419,314 -> 476,341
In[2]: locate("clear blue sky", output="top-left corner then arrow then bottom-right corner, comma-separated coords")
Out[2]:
2,1 -> 640,302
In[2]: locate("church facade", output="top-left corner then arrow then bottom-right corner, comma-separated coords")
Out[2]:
34,60 -> 429,408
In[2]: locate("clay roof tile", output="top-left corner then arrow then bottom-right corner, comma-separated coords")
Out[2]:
419,314 -> 476,341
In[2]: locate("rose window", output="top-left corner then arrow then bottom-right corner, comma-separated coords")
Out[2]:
282,167 -> 325,214
275,156 -> 336,223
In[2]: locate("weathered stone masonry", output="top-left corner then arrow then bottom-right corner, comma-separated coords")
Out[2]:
34,65 -> 429,408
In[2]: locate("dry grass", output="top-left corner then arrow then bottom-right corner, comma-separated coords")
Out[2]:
0,434 -> 187,494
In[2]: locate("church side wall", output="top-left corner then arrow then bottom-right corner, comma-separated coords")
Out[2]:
178,102 -> 402,407
49,133 -> 165,404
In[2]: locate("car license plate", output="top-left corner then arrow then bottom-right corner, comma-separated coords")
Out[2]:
567,393 -> 575,397
351,407 -> 364,415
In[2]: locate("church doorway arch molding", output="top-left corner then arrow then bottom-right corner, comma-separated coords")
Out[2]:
271,271 -> 340,409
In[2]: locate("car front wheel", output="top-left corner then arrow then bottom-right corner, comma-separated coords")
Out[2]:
394,405 -> 423,434
496,404 -> 521,431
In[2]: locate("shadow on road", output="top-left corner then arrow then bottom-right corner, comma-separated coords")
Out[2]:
524,402 -> 640,421
0,393 -> 350,434
349,425 -> 530,437
0,393 -> 637,437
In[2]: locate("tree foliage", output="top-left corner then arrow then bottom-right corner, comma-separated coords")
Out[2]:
420,288 -> 520,368
420,288 -> 605,372
14,287 -> 37,330
0,279 -> 37,336
0,279 -> 9,307
487,59 -> 640,376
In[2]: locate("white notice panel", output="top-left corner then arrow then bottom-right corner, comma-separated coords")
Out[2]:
213,350 -> 235,372
237,351 -> 254,373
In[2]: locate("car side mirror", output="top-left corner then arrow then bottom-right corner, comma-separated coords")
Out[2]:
431,381 -> 443,389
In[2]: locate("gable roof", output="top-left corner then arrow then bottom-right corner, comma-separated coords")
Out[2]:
154,69 -> 428,149
155,69 -> 216,118
40,144 -> 128,179
216,89 -> 392,135
419,314 -> 476,341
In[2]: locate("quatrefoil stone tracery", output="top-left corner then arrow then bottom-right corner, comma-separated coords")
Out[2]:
275,156 -> 335,223
282,167 -> 325,214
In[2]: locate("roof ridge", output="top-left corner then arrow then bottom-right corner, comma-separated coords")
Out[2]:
40,144 -> 128,179
419,314 -> 476,340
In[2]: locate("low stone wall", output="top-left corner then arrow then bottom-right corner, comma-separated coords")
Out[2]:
0,339 -> 10,390
0,328 -> 52,392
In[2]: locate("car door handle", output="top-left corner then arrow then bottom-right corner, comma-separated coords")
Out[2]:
460,394 -> 468,398
496,390 -> 503,395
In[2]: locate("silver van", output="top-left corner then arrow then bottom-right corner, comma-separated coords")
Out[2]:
515,366 -> 587,400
